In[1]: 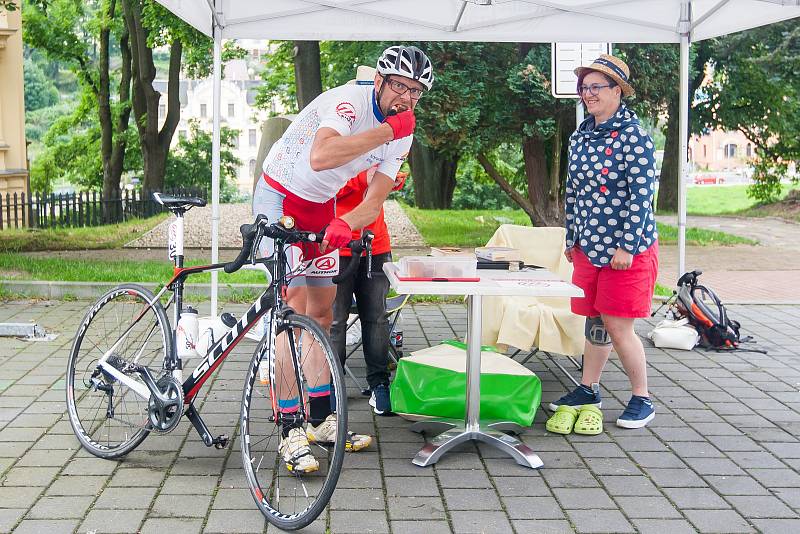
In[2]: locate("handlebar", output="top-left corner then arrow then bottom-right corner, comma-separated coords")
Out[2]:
223,215 -> 374,283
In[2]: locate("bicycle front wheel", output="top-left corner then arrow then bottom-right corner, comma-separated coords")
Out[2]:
66,284 -> 172,459
241,312 -> 347,531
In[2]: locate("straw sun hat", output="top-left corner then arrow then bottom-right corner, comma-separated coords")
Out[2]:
574,54 -> 635,97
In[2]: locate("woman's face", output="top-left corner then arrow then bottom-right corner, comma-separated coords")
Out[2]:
580,71 -> 622,120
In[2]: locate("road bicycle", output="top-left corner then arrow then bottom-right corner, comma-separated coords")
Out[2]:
65,192 -> 371,530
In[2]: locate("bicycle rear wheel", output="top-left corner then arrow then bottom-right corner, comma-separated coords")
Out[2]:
66,284 -> 172,459
241,312 -> 347,531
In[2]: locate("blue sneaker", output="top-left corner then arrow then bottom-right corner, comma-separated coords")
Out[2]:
548,383 -> 602,412
616,395 -> 655,429
369,384 -> 394,416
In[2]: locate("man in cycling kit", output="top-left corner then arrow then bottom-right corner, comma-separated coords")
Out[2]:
253,45 -> 433,473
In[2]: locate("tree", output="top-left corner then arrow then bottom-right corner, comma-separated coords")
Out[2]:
293,41 -> 323,110
23,58 -> 59,112
695,22 -> 800,202
25,0 -> 133,221
165,120 -> 240,200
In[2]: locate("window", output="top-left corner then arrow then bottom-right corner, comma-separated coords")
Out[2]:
158,104 -> 166,119
233,134 -> 239,149
724,143 -> 737,159
249,129 -> 257,147
179,130 -> 187,140
746,143 -> 753,157
249,159 -> 256,176
228,103 -> 235,117
703,145 -> 707,158
200,103 -> 207,118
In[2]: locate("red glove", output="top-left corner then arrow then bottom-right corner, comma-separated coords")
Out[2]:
384,109 -> 416,140
321,218 -> 352,251
392,171 -> 408,192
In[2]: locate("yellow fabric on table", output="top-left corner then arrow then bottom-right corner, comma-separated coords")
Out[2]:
480,225 -> 584,357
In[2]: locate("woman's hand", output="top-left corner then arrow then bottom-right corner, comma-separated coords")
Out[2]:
610,248 -> 634,270
564,247 -> 574,263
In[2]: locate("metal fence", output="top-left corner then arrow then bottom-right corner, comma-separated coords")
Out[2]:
0,187 -> 207,230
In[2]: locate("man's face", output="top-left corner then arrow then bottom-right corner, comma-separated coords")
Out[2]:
580,71 -> 621,119
374,74 -> 425,115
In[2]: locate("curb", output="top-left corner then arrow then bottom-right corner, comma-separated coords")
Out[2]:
0,280 -> 266,300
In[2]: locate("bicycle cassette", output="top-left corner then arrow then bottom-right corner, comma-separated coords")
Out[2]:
147,374 -> 184,433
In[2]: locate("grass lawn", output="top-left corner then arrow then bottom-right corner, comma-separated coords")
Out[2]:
0,214 -> 169,252
404,205 -> 755,247
0,253 -> 267,285
660,184 -> 799,218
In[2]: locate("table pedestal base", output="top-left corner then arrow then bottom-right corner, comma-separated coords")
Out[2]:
409,421 -> 543,469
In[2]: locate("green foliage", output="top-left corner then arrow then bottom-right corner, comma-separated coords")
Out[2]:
165,120 -> 241,201
694,21 -> 800,203
23,58 -> 59,111
255,41 -> 384,114
1,0 -> 17,11
25,100 -> 73,143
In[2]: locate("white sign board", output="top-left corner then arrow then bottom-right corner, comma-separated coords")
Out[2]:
551,42 -> 612,99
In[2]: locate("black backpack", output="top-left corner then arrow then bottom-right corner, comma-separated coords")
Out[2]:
670,270 -> 742,350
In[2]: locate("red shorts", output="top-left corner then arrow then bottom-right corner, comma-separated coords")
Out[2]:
265,175 -> 334,261
570,241 -> 659,318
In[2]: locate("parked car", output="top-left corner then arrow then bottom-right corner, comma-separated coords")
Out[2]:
693,174 -> 725,185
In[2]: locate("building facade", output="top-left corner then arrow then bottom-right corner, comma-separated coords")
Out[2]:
0,6 -> 28,224
689,129 -> 754,172
155,49 -> 279,194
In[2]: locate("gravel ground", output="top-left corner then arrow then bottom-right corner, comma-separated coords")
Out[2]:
125,200 -> 426,249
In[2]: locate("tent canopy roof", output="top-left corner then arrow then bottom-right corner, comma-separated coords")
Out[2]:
158,0 -> 800,43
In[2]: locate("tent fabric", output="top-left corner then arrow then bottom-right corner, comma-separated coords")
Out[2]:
390,343 -> 542,426
481,225 -> 585,357
156,1 -> 800,43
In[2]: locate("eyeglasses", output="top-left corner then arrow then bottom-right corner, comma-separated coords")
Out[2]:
579,83 -> 615,96
384,77 -> 425,100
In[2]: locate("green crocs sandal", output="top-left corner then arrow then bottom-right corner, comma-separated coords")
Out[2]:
574,404 -> 603,435
546,405 -> 578,435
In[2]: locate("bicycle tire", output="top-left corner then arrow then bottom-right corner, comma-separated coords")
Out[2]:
66,284 -> 172,459
241,312 -> 347,531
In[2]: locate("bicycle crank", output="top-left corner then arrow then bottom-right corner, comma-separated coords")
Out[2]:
147,374 -> 184,433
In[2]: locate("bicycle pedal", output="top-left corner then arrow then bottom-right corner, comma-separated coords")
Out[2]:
212,434 -> 230,449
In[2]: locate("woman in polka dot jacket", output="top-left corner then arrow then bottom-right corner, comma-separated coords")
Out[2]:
552,54 -> 659,429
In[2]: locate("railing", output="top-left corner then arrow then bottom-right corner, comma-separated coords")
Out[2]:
0,187 -> 207,230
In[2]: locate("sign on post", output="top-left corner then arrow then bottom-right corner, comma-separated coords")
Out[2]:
551,42 -> 612,99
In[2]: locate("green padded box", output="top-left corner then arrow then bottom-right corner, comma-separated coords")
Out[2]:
390,342 -> 541,426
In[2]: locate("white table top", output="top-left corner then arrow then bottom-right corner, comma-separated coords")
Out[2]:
384,263 -> 584,298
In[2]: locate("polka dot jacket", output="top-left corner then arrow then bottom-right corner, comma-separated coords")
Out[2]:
565,104 -> 658,267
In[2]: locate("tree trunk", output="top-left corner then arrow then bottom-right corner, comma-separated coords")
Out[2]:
477,152 -> 536,221
658,95 -> 680,213
409,143 -> 458,209
123,0 -> 181,193
522,136 -> 563,227
98,0 -> 131,223
293,41 -> 322,110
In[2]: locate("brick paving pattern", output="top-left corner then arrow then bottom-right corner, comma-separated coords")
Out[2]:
1,299 -> 799,533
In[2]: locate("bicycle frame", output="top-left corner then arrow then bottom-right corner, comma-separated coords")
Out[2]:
93,209 -> 295,443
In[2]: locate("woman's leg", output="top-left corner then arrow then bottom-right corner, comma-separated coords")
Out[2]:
580,336 -> 613,385
601,314 -> 649,397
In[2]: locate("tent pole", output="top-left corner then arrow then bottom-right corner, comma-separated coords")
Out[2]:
678,2 -> 691,278
210,5 -> 222,316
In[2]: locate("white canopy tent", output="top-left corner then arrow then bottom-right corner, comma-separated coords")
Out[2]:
155,0 -> 800,314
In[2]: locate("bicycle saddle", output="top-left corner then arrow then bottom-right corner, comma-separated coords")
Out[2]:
152,192 -> 207,211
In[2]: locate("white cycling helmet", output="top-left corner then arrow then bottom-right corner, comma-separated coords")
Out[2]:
376,45 -> 434,91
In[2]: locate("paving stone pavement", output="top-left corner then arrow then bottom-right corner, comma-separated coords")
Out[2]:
1,299 -> 799,533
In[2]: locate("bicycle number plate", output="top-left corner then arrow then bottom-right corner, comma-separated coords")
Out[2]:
289,245 -> 340,277
168,220 -> 180,260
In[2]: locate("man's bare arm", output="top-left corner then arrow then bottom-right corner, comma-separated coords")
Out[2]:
309,126 -> 393,171
338,172 -> 395,230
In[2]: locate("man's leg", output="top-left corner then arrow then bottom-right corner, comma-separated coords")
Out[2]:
354,253 -> 392,390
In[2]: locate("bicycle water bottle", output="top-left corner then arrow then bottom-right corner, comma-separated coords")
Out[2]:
176,307 -> 200,359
